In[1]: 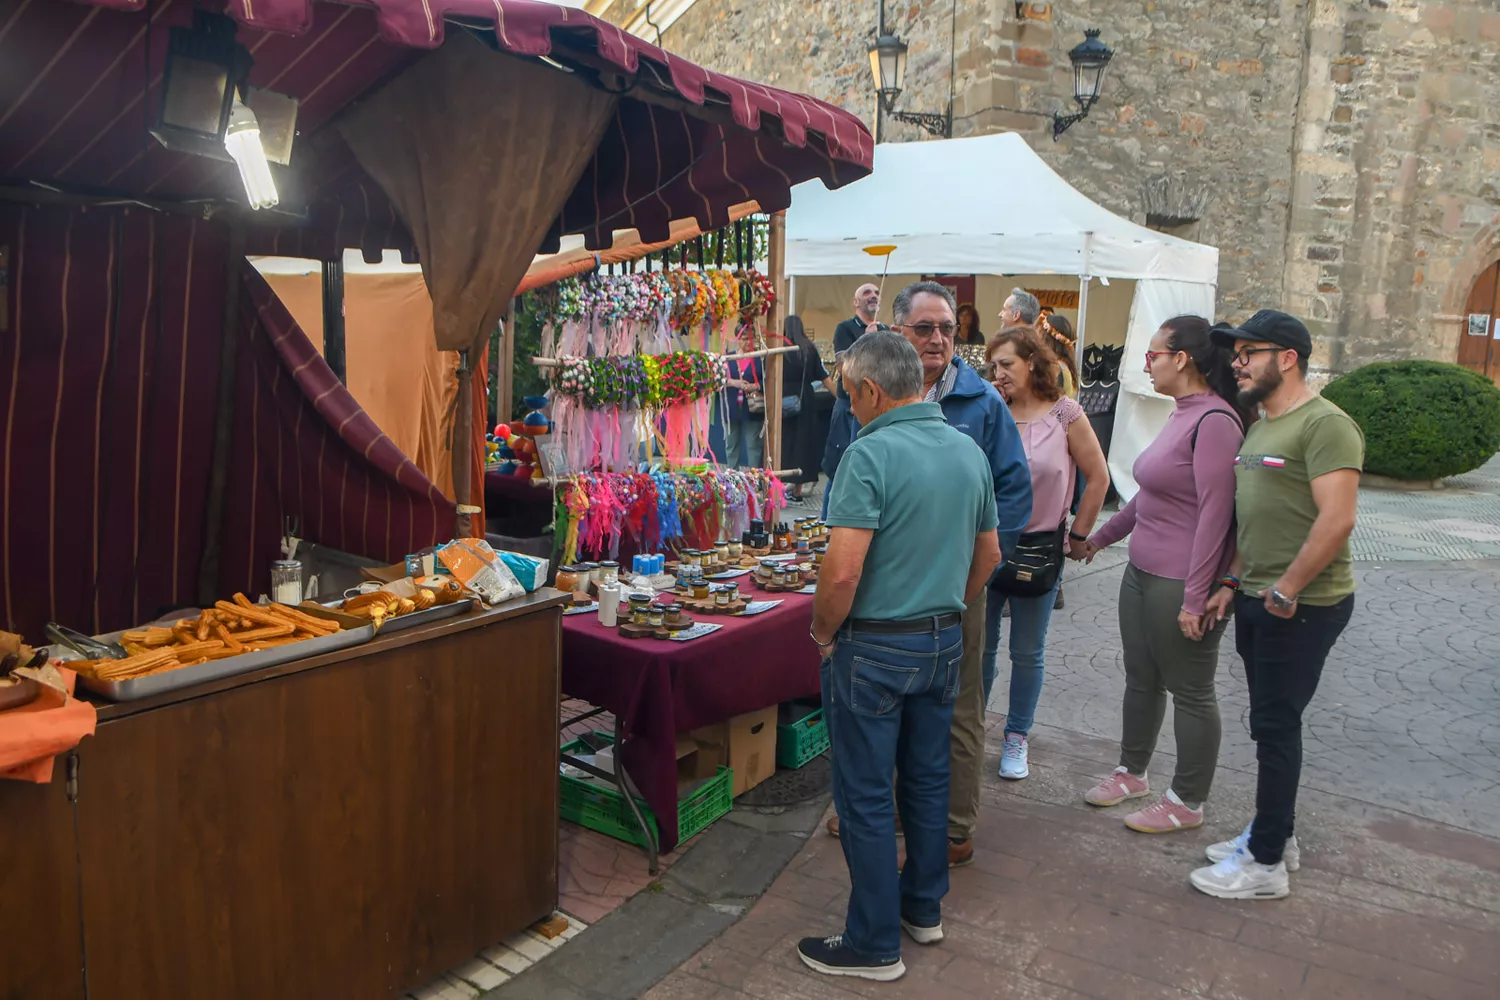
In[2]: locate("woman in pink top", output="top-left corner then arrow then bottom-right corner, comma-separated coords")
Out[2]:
982,327 -> 1110,781
1077,316 -> 1248,834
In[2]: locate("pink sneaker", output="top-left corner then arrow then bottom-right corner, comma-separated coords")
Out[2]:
1124,792 -> 1204,834
1084,767 -> 1150,807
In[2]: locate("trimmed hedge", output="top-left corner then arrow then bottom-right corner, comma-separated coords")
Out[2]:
1321,360 -> 1500,481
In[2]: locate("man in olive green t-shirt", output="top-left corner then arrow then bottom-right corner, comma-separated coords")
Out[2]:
1193,310 -> 1363,903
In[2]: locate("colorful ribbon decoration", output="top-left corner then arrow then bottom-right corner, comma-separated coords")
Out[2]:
555,469 -> 788,561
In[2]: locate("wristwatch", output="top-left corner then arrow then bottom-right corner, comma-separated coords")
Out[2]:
1268,587 -> 1297,611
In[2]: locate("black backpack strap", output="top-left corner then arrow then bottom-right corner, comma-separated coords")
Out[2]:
1190,408 -> 1241,452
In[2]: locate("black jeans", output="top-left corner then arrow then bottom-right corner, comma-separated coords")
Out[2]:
1234,593 -> 1355,865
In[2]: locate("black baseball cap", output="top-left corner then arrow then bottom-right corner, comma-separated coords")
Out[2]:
1209,309 -> 1313,358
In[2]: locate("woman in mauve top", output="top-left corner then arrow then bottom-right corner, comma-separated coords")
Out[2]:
982,327 -> 1110,783
1077,315 -> 1248,835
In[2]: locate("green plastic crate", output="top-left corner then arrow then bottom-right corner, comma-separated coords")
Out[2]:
559,732 -> 732,847
776,704 -> 830,769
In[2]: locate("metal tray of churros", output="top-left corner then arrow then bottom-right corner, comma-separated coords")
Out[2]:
74,605 -> 375,702
314,596 -> 475,633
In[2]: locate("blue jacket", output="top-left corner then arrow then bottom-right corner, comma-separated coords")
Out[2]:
825,358 -> 1032,556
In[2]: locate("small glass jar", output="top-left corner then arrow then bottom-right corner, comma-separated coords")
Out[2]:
628,594 -> 652,623
692,579 -> 711,600
583,562 -> 601,586
728,539 -> 743,559
648,607 -> 665,628
599,561 -> 619,587
758,559 -> 777,581
725,583 -> 739,603
772,567 -> 787,587
714,587 -> 731,607
682,549 -> 700,567
666,603 -> 684,625
714,541 -> 730,563
555,565 -> 581,593
795,536 -> 810,555
271,559 -> 302,605
812,547 -> 825,566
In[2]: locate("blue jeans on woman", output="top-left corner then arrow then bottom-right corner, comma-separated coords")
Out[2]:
821,620 -> 962,962
981,579 -> 1061,734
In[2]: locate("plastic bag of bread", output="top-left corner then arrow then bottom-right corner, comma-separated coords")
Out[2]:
435,539 -> 524,606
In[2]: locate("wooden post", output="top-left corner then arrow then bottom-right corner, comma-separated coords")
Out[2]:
763,212 -> 788,470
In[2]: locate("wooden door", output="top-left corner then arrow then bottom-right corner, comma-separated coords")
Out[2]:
1457,261 -> 1500,380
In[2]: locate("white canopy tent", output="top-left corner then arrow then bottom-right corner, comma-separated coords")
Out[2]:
784,132 -> 1221,499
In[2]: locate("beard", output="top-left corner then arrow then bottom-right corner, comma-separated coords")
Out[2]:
1237,365 -> 1282,408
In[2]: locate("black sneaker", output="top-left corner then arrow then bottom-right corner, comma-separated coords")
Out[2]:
796,934 -> 906,981
900,915 -> 944,945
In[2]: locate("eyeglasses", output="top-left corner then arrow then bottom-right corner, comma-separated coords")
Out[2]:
902,322 -> 957,340
1231,346 -> 1284,366
1143,350 -> 1177,365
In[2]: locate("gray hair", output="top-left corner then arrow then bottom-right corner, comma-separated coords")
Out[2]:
1008,288 -> 1041,325
841,330 -> 924,401
890,280 -> 957,327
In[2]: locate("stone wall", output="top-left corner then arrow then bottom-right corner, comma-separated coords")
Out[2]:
647,0 -> 1500,373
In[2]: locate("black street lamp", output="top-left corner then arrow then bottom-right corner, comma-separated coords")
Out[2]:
868,19 -> 1115,142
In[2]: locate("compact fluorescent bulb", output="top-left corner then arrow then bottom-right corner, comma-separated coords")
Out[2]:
224,98 -> 278,210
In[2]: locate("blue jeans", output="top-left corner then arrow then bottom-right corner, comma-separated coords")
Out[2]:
822,622 -> 962,962
981,578 -> 1060,734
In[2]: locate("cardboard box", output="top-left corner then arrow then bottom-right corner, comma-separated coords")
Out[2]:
676,728 -> 726,788
727,706 -> 778,797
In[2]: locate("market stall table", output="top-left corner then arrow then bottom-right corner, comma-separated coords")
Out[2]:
561,587 -> 820,865
0,591 -> 567,1000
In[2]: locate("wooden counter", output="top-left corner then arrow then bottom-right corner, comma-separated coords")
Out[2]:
0,591 -> 568,1000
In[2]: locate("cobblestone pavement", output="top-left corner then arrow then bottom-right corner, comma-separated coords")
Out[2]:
645,722 -> 1500,1000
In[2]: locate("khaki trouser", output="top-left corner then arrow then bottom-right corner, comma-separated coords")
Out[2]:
947,588 -> 987,841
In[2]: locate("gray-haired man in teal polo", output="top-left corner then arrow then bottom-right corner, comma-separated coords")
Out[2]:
798,331 -> 1001,982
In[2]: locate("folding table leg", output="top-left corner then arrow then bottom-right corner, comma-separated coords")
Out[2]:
614,744 -> 660,875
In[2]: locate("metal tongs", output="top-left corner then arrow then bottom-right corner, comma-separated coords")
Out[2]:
44,622 -> 127,660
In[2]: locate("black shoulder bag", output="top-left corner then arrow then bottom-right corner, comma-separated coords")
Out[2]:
990,523 -> 1067,598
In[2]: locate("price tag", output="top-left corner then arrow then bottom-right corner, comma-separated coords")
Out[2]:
736,600 -> 783,616
669,622 -> 724,641
707,567 -> 752,580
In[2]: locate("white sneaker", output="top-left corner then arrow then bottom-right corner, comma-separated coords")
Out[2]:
1205,821 -> 1301,872
998,732 -> 1029,780
1190,847 -> 1289,900
901,918 -> 944,945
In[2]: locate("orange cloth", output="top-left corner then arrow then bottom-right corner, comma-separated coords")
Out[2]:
0,669 -> 97,783
261,269 -> 458,498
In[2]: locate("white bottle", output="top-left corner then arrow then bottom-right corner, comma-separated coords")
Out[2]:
597,583 -> 620,627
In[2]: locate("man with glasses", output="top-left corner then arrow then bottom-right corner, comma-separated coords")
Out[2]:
823,281 -> 1032,869
821,283 -> 886,513
1191,310 -> 1363,900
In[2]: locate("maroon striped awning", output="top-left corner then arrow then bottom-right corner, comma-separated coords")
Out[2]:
1,0 -> 872,255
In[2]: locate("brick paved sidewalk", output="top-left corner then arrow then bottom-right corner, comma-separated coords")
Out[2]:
644,721 -> 1500,1000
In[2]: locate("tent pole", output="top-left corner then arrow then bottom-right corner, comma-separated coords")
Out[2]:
1075,232 -> 1093,374
196,224 -> 245,606
453,348 -> 474,539
321,258 -> 346,384
764,212 -> 787,470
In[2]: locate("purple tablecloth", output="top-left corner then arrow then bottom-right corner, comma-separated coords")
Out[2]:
561,586 -> 820,851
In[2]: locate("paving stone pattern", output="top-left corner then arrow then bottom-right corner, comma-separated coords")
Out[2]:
645,724 -> 1500,1000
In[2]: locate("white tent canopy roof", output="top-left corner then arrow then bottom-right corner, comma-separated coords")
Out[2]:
784,132 -> 1217,284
